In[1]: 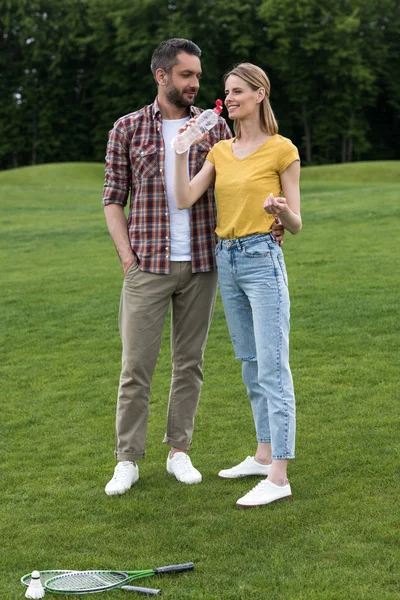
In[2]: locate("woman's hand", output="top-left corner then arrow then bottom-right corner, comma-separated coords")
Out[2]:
177,117 -> 209,146
263,193 -> 289,215
263,160 -> 302,236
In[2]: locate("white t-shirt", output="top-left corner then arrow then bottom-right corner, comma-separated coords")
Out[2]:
162,118 -> 191,261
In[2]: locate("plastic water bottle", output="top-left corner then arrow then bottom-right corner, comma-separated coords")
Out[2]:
171,100 -> 223,154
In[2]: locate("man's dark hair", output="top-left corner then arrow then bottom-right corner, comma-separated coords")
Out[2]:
150,38 -> 201,81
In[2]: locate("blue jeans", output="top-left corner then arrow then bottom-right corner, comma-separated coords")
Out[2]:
216,233 -> 296,460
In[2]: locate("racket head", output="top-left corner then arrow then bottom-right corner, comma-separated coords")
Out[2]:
21,570 -> 76,587
45,570 -> 131,593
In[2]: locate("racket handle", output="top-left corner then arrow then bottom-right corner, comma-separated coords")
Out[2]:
121,585 -> 162,595
153,562 -> 194,574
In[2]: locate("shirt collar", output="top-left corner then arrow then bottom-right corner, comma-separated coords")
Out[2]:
151,97 -> 201,120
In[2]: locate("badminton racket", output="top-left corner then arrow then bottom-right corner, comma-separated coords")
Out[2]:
21,570 -> 161,596
44,562 -> 194,594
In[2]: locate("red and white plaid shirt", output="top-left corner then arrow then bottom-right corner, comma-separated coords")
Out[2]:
102,98 -> 232,274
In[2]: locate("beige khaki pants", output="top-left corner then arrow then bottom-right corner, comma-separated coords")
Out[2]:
115,261 -> 218,461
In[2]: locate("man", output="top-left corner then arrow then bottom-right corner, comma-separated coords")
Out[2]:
102,38 -> 282,495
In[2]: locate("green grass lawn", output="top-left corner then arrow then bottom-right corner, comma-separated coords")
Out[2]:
1,161 -> 399,599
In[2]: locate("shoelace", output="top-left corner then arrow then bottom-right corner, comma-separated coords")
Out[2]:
173,454 -> 193,473
234,456 -> 253,469
113,462 -> 133,482
227,456 -> 253,472
249,479 -> 270,495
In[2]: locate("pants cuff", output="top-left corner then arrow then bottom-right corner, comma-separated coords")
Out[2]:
115,451 -> 145,461
163,436 -> 191,451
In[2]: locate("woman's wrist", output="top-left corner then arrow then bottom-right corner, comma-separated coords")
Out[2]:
278,207 -> 302,235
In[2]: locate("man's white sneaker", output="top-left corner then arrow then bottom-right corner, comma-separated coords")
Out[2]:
166,452 -> 202,484
236,479 -> 292,509
218,456 -> 271,479
105,461 -> 139,496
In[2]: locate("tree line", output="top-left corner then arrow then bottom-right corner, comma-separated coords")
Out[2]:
1,0 -> 399,170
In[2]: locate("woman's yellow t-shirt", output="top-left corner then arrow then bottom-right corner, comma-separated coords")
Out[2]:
206,134 -> 300,239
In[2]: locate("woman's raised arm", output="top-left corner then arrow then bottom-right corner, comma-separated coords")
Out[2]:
174,150 -> 216,209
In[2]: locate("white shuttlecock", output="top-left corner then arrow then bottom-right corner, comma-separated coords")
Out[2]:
25,571 -> 45,598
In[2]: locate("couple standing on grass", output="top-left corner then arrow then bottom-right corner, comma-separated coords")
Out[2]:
102,38 -> 301,509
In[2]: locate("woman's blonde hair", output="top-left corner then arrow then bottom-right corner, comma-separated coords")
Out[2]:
224,63 -> 278,138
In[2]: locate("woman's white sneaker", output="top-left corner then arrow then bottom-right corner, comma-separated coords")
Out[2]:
236,479 -> 292,508
166,452 -> 202,484
218,456 -> 271,479
105,461 -> 139,496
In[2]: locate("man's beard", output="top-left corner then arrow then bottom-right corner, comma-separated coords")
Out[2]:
166,82 -> 197,108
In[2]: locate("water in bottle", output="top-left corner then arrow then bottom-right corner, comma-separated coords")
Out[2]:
171,100 -> 223,154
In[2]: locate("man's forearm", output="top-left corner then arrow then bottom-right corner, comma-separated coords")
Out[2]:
104,204 -> 135,271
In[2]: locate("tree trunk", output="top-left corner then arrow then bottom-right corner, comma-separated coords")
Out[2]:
348,136 -> 353,162
31,111 -> 37,165
341,136 -> 347,163
348,112 -> 354,162
301,103 -> 312,165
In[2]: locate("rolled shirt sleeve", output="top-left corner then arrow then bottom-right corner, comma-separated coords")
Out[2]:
102,122 -> 132,207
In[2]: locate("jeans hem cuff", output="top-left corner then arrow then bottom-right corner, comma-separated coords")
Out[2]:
272,455 -> 295,460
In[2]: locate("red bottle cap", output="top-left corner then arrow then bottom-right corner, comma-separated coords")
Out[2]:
214,99 -> 223,115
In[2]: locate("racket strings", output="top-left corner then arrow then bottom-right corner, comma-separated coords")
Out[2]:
46,569 -> 154,592
21,571 -> 75,587
47,572 -> 126,591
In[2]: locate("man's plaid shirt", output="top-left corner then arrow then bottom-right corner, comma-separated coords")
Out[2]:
102,98 -> 232,274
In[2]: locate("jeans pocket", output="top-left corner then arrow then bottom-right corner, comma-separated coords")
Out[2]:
243,240 -> 271,258
277,254 -> 288,286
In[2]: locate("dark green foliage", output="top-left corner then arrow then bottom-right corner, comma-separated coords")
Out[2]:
0,0 -> 399,168
0,0 -> 95,168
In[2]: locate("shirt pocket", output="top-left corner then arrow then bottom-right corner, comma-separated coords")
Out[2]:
130,144 -> 159,180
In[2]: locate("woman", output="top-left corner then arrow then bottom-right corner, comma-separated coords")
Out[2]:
174,63 -> 301,508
